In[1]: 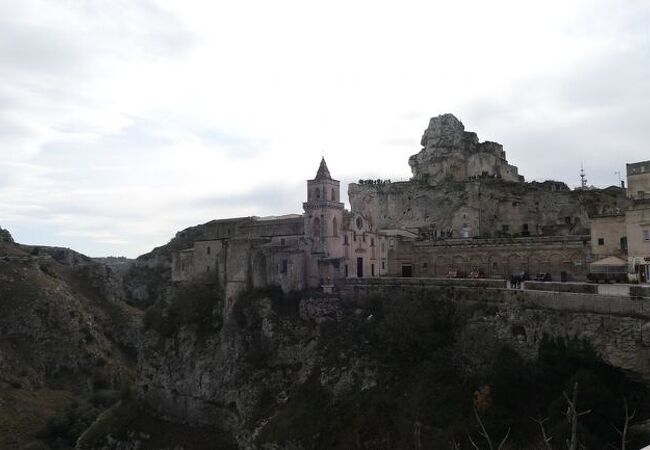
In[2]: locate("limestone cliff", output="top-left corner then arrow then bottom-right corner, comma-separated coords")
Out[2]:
78,268 -> 650,449
408,114 -> 522,185
350,114 -> 629,238
349,177 -> 628,239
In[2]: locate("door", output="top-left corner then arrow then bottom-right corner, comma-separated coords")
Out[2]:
402,264 -> 413,277
357,257 -> 363,278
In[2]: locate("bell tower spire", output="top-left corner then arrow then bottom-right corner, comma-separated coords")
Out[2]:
315,157 -> 332,181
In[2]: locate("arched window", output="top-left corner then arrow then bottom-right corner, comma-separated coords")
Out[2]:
331,188 -> 336,201
332,217 -> 338,237
313,217 -> 321,236
315,188 -> 321,199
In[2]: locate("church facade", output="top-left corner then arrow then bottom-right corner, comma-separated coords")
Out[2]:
171,158 -> 387,304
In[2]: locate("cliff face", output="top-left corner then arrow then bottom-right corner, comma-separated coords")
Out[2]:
84,287 -> 474,450
349,178 -> 628,239
79,271 -> 650,450
0,237 -> 141,449
350,114 -> 629,239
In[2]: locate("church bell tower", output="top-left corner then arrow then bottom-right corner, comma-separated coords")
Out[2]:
303,158 -> 344,255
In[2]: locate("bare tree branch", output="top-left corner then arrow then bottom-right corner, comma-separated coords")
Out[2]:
563,382 -> 591,450
531,415 -> 554,450
497,427 -> 511,450
474,406 -> 495,450
612,399 -> 636,450
468,432 -> 480,450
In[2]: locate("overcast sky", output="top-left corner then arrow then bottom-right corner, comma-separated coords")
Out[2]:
1,0 -> 649,257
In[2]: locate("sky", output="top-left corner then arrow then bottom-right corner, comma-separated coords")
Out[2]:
1,0 -> 649,257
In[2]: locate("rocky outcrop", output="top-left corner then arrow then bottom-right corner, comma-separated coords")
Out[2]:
0,226 -> 13,243
349,114 -> 630,239
408,114 -> 522,185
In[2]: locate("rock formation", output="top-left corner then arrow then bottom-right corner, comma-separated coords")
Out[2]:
409,113 -> 522,185
350,114 -> 629,239
0,225 -> 13,243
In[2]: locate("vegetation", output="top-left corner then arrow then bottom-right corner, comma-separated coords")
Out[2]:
143,280 -> 223,337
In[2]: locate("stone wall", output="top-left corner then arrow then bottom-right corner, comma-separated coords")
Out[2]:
386,235 -> 590,279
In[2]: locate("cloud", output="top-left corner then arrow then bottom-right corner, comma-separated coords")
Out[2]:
0,0 -> 649,256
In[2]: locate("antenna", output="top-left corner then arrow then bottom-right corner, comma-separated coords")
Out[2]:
580,164 -> 587,189
615,171 -> 624,188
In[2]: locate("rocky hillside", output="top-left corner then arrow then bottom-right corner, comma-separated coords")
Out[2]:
0,231 -> 142,449
2,223 -> 650,450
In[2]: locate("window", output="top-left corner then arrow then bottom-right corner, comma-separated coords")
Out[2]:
356,217 -> 363,230
344,234 -> 349,245
206,246 -> 211,254
331,188 -> 336,201
522,224 -> 529,232
422,262 -> 428,268
598,238 -> 605,246
362,234 -> 366,243
639,191 -> 646,199
281,260 -> 288,274
371,264 -> 375,276
620,237 -> 628,251
332,217 -> 338,237
353,231 -> 357,242
345,264 -> 349,277
382,261 -> 385,270
644,230 -> 650,241
565,216 -> 571,224
206,265 -> 210,272
280,238 -> 285,246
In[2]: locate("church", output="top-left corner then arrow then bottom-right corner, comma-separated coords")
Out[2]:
171,158 -> 389,303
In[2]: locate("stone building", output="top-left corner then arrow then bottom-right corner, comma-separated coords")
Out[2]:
587,159 -> 650,283
171,159 -> 386,303
590,213 -> 627,259
627,161 -> 650,200
625,161 -> 650,282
